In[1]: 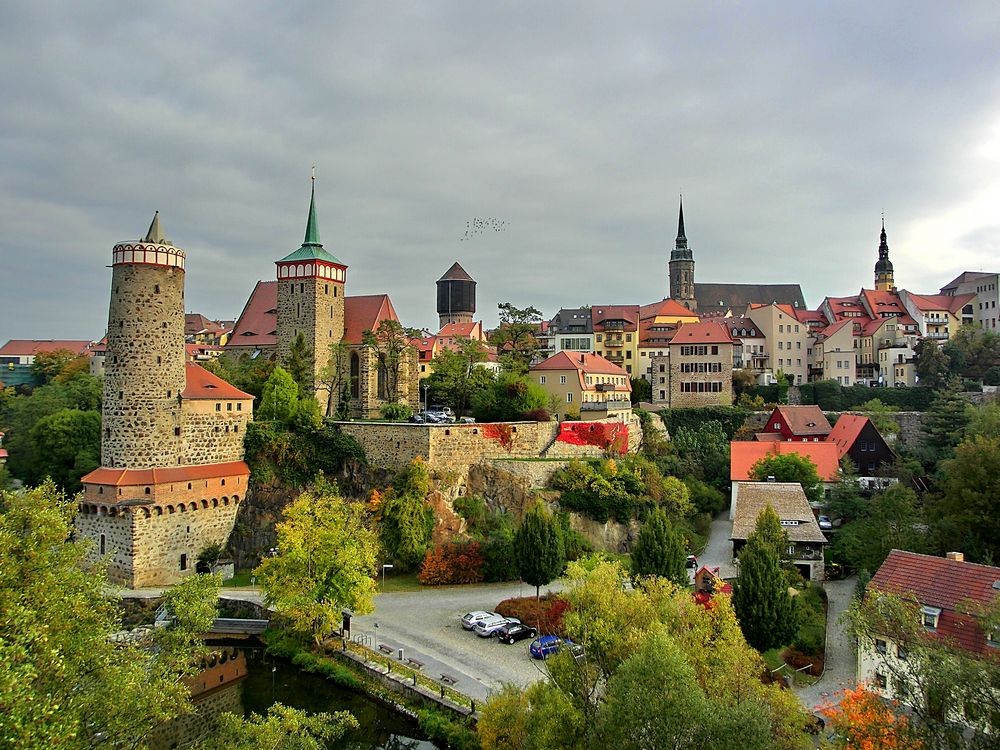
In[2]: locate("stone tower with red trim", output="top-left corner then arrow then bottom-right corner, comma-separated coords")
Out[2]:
78,214 -> 254,588
275,175 -> 346,404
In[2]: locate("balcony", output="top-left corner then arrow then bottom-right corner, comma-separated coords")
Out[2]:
605,352 -> 625,363
604,337 -> 624,348
582,399 -> 631,412
928,331 -> 949,340
595,382 -> 618,392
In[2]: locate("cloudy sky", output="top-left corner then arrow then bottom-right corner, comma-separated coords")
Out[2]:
2,1 -> 999,342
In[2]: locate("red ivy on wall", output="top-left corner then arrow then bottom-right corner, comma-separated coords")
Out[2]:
482,423 -> 515,452
557,422 -> 628,455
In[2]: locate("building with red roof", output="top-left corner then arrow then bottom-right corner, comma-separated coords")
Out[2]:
649,321 -> 734,408
859,550 -> 1000,728
759,405 -> 832,442
826,414 -> 895,476
530,351 -> 631,421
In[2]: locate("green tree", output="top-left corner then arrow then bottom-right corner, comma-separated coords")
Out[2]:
921,387 -> 971,464
732,508 -> 799,651
316,341 -> 352,418
964,398 -> 1000,440
631,507 -> 688,585
748,452 -> 824,504
629,376 -> 652,404
379,459 -> 434,572
472,372 -> 549,422
929,435 -> 1000,562
429,337 -> 491,416
284,331 -> 315,394
290,394 -> 323,432
30,348 -> 85,384
0,481 -> 221,749
196,704 -> 358,750
256,487 -> 379,645
944,324 -> 1000,382
362,319 -> 413,403
913,337 -> 952,389
258,366 -> 299,422
25,408 -> 101,492
489,302 -> 543,373
516,501 -> 565,599
833,484 -> 926,573
825,461 -> 866,525
859,398 -> 900,436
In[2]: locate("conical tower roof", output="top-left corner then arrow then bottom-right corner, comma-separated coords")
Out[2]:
144,211 -> 168,244
278,174 -> 344,265
438,262 -> 475,283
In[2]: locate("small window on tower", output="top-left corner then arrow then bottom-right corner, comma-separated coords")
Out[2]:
334,287 -> 338,297
154,284 -> 160,294
156,356 -> 162,365
174,427 -> 181,436
325,284 -> 329,294
300,283 -> 304,293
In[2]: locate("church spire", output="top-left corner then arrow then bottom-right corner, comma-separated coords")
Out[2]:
303,167 -> 320,246
668,195 -> 696,310
874,216 -> 895,292
677,196 -> 686,242
144,211 -> 167,244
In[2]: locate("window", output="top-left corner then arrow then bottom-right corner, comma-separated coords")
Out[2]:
100,534 -> 106,556
180,554 -> 188,571
897,644 -> 907,660
559,375 -> 566,384
875,672 -> 887,690
566,393 -> 573,403
226,402 -> 232,411
875,638 -> 888,655
921,605 -> 941,629
350,352 -> 360,398
786,545 -> 795,556
215,403 -> 221,412
539,375 -> 546,384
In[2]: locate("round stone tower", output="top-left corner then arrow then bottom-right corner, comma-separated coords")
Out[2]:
437,262 -> 476,327
102,212 -> 186,468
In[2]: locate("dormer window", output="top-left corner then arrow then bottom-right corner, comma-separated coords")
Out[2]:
921,605 -> 941,630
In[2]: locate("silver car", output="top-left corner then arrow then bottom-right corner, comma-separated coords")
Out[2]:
473,615 -> 520,638
461,610 -> 500,630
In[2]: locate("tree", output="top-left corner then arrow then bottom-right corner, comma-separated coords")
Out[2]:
258,366 -> 299,422
0,482 -> 221,749
732,369 -> 757,401
859,398 -> 901,436
429,338 -> 491,416
256,487 -> 379,645
749,452 -> 824,505
489,302 -> 543,372
833,484 -> 926,573
819,684 -> 923,750
732,508 -> 799,651
284,331 -> 315,394
965,398 -> 1000,440
362,319 -> 413,403
377,459 -> 434,572
913,337 -> 951,389
25,408 -> 101,492
515,501 -> 565,600
629,376 -> 651,404
30,348 -> 84,384
943,324 -> 1000,382
929,436 -> 1000,562
825,461 -> 867,525
472,372 -> 549,422
196,704 -> 357,750
631,508 -> 688,585
921,387 -> 971,464
315,341 -> 352,418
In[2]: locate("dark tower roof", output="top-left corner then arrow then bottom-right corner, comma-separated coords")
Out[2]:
670,197 -> 692,261
875,218 -> 894,274
438,262 -> 475,283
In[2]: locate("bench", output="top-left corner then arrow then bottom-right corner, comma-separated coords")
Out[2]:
377,644 -> 394,656
406,657 -> 425,670
439,672 -> 458,685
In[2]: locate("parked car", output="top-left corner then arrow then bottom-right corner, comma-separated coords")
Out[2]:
685,554 -> 698,569
497,622 -> 537,644
426,409 -> 455,423
461,610 -> 500,630
474,615 -> 520,638
530,635 -> 576,659
417,411 -> 443,423
817,515 -> 833,530
458,416 -> 476,424
409,413 -> 426,423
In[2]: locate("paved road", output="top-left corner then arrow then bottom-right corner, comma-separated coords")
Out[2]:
351,580 -> 562,701
795,577 -> 857,711
699,511 -> 737,578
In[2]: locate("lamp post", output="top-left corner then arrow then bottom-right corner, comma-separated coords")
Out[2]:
422,384 -> 430,414
381,563 -> 394,591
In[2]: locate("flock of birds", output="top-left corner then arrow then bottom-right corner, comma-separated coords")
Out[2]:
460,217 -> 509,241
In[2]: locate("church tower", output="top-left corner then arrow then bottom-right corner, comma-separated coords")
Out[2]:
275,173 -> 347,402
436,262 -> 476,327
102,212 -> 187,468
874,219 -> 895,292
669,197 -> 696,310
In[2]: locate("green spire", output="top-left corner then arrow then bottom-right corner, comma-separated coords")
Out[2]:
303,173 -> 320,246
277,168 -> 344,265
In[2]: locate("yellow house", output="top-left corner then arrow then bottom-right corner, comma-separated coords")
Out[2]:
637,299 -> 700,380
900,291 -> 977,342
531,352 -> 632,421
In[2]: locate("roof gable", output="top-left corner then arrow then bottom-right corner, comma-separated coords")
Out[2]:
769,405 -> 832,436
730,440 -> 840,481
182,362 -> 253,400
730,482 -> 828,543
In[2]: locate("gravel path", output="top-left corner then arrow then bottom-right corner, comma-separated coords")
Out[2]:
794,577 -> 857,711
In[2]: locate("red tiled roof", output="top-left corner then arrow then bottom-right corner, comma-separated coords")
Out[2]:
870,550 -> 1000,657
669,321 -> 733,345
436,321 -> 484,340
818,319 -> 853,339
228,280 -> 278,348
905,292 -> 976,314
638,298 -> 697,320
531,351 -> 629,378
591,305 -> 639,328
767,405 -> 832,437
182,362 -> 253,400
827,414 -> 870,458
0,339 -> 96,357
344,294 -> 399,344
82,461 -> 250,487
730,441 -> 840,481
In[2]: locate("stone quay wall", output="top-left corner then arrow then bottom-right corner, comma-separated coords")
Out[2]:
102,263 -> 186,468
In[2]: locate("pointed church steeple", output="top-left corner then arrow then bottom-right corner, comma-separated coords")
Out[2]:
671,196 -> 691,259
874,216 -> 895,292
668,195 -> 696,310
303,171 -> 321,246
277,169 -> 343,265
677,198 -> 686,242
144,211 -> 167,244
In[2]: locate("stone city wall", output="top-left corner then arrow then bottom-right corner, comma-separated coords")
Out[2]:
181,404 -> 253,465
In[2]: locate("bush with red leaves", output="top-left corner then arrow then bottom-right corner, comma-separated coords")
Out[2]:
495,594 -> 571,636
418,540 -> 485,585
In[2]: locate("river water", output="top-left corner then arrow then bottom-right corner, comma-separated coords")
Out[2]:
151,646 -> 439,749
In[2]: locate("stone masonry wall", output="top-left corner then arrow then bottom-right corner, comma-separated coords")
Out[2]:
181,401 -> 253,464
276,276 -> 344,406
103,262 -> 186,467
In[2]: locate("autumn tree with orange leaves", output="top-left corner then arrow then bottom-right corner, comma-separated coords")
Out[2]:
820,684 -> 922,750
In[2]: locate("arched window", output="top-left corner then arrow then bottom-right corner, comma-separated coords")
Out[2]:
350,352 -> 360,398
377,355 -> 388,400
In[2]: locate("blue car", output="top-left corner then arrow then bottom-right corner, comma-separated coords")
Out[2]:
529,635 -> 574,659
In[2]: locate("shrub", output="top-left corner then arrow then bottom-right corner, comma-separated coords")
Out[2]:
684,476 -> 727,515
522,407 -> 552,421
656,406 -> 751,439
783,647 -> 824,676
380,402 -> 413,421
495,594 -> 571,635
416,708 -> 481,750
418,540 -> 485,585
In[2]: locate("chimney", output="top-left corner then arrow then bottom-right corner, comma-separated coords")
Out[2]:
580,354 -> 585,364
946,552 -> 964,562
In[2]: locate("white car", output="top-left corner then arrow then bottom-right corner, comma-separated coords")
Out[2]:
474,615 -> 521,638
461,610 -> 500,630
817,515 -> 833,530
